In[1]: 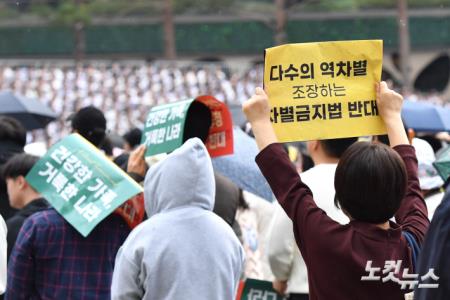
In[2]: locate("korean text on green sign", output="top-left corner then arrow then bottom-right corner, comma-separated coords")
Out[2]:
26,134 -> 143,237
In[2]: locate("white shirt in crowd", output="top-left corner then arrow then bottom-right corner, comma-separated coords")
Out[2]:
266,164 -> 349,295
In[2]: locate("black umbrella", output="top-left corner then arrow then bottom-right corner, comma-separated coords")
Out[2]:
0,90 -> 58,130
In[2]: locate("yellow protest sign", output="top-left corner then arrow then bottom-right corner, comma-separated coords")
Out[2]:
264,40 -> 386,142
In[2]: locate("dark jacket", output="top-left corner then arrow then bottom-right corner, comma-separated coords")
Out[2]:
0,141 -> 23,220
5,209 -> 130,299
6,198 -> 48,257
415,184 -> 450,300
214,171 -> 239,227
214,172 -> 241,239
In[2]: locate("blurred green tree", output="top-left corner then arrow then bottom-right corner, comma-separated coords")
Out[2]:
52,0 -> 90,61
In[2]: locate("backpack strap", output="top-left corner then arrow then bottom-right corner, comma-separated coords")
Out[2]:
402,231 -> 420,272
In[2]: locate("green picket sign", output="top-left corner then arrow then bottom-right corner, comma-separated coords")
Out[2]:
26,133 -> 143,237
141,96 -> 234,158
141,99 -> 192,157
240,279 -> 286,300
433,146 -> 450,182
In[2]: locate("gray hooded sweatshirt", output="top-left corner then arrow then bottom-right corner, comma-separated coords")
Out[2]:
111,138 -> 244,300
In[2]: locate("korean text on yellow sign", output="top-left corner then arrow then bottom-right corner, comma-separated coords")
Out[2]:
264,40 -> 386,142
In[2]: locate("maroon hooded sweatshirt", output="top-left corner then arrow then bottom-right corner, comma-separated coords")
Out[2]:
256,143 -> 429,300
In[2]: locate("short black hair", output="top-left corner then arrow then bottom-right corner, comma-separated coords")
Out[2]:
334,142 -> 407,224
2,153 -> 39,180
0,116 -> 26,147
183,101 -> 212,143
320,137 -> 358,159
123,128 -> 142,149
71,106 -> 107,147
100,137 -> 113,156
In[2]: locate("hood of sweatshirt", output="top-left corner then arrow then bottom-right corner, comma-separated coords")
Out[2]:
144,137 -> 215,217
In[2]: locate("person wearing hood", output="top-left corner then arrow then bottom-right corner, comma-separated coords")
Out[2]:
111,138 -> 244,300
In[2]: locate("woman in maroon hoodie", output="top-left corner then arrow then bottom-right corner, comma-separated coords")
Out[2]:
242,82 -> 430,300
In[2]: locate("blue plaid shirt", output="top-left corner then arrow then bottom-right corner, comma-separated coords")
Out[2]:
6,208 -> 130,300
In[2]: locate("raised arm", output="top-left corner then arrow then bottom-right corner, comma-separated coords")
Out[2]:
243,88 -> 342,258
376,81 -> 429,243
242,87 -> 278,151
127,144 -> 148,183
376,81 -> 409,147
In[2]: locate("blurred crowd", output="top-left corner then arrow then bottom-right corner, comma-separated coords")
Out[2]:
405,92 -> 450,107
0,63 -> 263,145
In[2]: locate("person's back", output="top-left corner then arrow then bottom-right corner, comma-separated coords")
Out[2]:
115,205 -> 242,300
260,127 -> 427,300
267,139 -> 354,298
111,138 -> 244,300
6,209 -> 130,299
243,83 -> 430,300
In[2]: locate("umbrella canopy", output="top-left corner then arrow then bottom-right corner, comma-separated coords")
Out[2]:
436,106 -> 450,132
433,146 -> 450,182
228,104 -> 247,128
0,90 -> 58,130
402,101 -> 450,133
212,127 -> 274,202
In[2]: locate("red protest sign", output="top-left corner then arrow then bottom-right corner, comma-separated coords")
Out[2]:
142,95 -> 233,158
114,192 -> 145,229
196,95 -> 234,157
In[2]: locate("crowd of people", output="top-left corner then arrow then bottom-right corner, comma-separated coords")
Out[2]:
0,62 -> 449,299
0,63 -> 263,146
